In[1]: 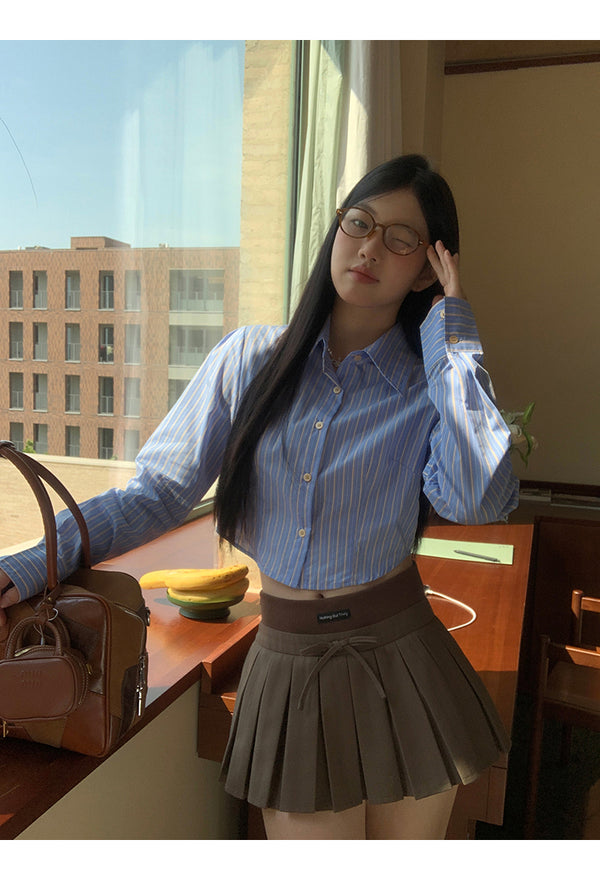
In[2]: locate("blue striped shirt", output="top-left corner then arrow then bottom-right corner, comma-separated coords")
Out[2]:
1,298 -> 519,596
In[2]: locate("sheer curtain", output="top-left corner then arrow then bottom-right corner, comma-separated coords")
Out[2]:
289,40 -> 403,309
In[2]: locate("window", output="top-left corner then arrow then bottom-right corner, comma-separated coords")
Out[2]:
33,374 -> 48,411
168,378 -> 190,409
33,322 -> 48,360
170,269 -> 224,312
0,40 -> 293,550
65,324 -> 81,362
124,429 -> 140,461
34,423 -> 48,453
33,271 -> 47,308
99,325 -> 114,363
65,375 -> 81,413
169,325 -> 223,367
124,325 -> 141,364
9,323 -> 24,359
98,377 -> 114,415
99,272 -> 114,309
124,270 -> 141,310
124,377 -> 141,417
10,423 -> 24,451
9,272 -> 23,308
66,271 -> 81,309
98,428 -> 114,460
9,373 -> 24,409
65,426 -> 81,457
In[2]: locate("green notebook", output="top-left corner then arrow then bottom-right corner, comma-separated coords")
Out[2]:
416,537 -> 514,565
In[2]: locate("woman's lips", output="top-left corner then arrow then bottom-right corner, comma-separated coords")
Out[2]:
349,265 -> 378,283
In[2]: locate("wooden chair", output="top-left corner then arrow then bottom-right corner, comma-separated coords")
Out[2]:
524,590 -> 600,838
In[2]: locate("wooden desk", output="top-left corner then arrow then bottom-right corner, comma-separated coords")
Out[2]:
197,521 -> 533,839
0,517 -> 261,840
0,517 -> 531,839
417,522 -> 533,837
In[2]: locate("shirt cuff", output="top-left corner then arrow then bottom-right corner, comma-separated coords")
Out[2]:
420,297 -> 482,372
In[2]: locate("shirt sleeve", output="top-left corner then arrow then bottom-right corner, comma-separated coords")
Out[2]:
0,328 -> 248,601
420,297 -> 519,523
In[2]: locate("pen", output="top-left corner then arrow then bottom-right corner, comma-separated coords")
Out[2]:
454,549 -> 501,563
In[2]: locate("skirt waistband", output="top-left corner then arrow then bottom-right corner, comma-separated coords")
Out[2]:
258,562 -> 426,634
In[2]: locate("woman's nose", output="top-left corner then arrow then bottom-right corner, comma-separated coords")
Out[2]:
358,227 -> 384,260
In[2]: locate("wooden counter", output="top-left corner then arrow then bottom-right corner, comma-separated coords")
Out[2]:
0,516 -> 261,840
0,517 -> 532,840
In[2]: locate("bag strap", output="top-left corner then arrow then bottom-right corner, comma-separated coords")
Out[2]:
0,441 -> 92,607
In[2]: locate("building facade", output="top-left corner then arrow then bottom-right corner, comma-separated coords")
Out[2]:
0,237 -> 239,460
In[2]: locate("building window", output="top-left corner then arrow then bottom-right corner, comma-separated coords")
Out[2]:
169,325 -> 223,367
33,423 -> 48,454
99,272 -> 114,309
65,324 -> 81,362
124,270 -> 141,310
124,377 -> 141,417
33,374 -> 48,411
123,429 -> 140,461
124,325 -> 141,364
9,373 -> 24,410
9,323 -> 24,359
10,422 -> 24,451
99,325 -> 114,363
98,428 -> 114,460
65,426 -> 81,457
9,272 -> 23,308
65,375 -> 81,413
33,271 -> 47,308
170,269 -> 225,312
168,378 -> 190,409
98,377 -> 114,415
33,322 -> 48,360
65,271 -> 81,309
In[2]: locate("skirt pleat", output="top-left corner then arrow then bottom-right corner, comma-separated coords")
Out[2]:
221,587 -> 511,814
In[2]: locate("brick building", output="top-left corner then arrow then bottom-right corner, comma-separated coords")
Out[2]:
0,236 -> 239,461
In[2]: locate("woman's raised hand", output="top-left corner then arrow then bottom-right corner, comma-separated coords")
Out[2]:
427,240 -> 464,304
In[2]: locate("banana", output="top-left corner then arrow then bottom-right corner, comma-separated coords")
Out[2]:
140,564 -> 249,592
167,578 -> 249,604
139,570 -> 176,589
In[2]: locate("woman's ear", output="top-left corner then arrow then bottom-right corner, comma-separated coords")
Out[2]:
411,261 -> 437,292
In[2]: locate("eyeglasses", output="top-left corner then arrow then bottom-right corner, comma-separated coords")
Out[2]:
336,206 -> 426,256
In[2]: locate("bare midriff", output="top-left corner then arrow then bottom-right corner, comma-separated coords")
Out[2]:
259,555 -> 414,600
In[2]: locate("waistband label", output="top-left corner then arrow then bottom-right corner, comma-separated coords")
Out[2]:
317,608 -> 351,624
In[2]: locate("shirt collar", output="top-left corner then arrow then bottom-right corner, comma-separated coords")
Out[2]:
314,316 -> 422,395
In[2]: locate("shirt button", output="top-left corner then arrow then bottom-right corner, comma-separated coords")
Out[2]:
440,309 -> 445,318
315,421 -> 323,430
449,334 -> 459,344
303,473 -> 312,483
333,385 -> 341,394
298,528 -> 306,538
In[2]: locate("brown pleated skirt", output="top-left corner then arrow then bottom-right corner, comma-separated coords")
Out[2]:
220,563 -> 510,814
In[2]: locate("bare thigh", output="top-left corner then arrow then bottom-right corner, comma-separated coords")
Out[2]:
366,786 -> 458,840
262,802 -> 366,840
261,787 -> 458,840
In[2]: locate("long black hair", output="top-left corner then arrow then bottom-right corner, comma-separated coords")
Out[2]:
214,154 -> 459,547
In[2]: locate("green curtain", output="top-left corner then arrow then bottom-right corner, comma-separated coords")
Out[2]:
289,40 -> 403,311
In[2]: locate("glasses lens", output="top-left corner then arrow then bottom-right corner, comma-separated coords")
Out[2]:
339,207 -> 373,238
384,225 -> 420,255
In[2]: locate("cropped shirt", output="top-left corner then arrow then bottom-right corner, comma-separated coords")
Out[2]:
0,298 -> 519,597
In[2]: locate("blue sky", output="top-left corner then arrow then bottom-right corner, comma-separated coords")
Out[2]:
0,40 -> 245,250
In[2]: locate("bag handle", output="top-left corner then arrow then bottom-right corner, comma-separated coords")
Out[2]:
0,441 -> 92,607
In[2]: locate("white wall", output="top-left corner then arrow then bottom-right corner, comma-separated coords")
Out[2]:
440,61 -> 600,485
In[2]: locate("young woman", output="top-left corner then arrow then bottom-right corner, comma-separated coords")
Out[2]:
0,155 -> 519,839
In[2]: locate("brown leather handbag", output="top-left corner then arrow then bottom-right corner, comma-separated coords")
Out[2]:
0,441 -> 149,757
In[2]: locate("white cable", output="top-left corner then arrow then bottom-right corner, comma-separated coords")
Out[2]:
424,587 -> 477,631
